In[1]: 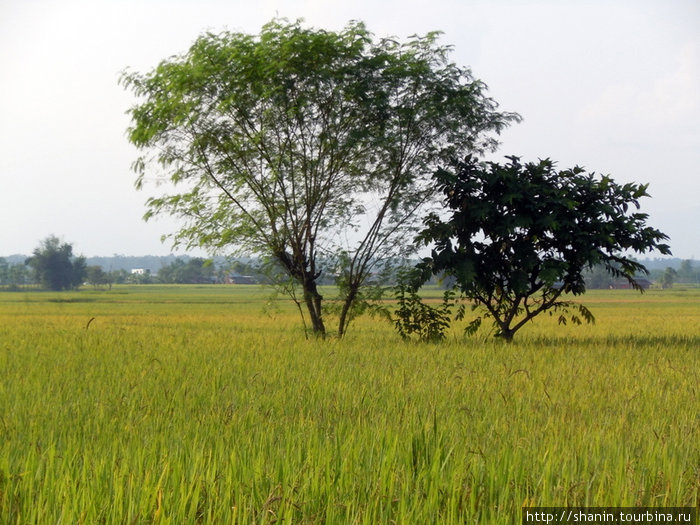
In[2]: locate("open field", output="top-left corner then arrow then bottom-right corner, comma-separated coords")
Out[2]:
0,285 -> 698,523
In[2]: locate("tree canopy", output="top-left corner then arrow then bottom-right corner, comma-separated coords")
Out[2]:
404,155 -> 671,341
157,257 -> 215,284
85,265 -> 113,289
26,236 -> 87,291
121,19 -> 520,336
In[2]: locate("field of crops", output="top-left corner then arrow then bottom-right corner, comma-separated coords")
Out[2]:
1,285 -> 698,523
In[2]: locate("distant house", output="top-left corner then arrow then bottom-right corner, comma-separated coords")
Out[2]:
130,268 -> 149,275
225,274 -> 257,285
609,278 -> 653,290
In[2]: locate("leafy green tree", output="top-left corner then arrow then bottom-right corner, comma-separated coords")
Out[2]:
109,269 -> 130,285
661,267 -> 677,289
411,155 -> 671,342
26,236 -> 87,291
8,263 -> 31,288
156,259 -> 181,284
677,259 -> 698,283
393,268 -> 456,342
678,259 -> 692,279
121,19 -> 519,337
86,265 -> 112,289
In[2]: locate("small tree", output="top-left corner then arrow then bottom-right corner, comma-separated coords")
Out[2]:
411,155 -> 671,341
86,265 -> 112,289
26,236 -> 87,291
7,263 -> 30,288
393,268 -> 456,342
0,258 -> 7,286
661,267 -> 677,289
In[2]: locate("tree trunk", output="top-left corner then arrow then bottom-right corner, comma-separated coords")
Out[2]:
303,281 -> 326,336
495,322 -> 515,342
337,286 -> 358,338
274,250 -> 326,336
497,330 -> 515,342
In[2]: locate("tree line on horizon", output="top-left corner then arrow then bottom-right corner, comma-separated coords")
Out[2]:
0,240 -> 266,290
2,235 -> 698,292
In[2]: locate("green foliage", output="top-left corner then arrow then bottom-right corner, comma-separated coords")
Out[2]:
393,268 -> 456,342
157,257 -> 215,284
661,267 -> 677,289
25,235 -> 86,291
676,259 -> 699,283
120,18 -> 520,336
331,252 -> 394,335
85,265 -> 113,289
412,155 -> 671,341
0,257 -> 31,288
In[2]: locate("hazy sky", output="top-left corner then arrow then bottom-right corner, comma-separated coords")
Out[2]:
1,0 -> 698,258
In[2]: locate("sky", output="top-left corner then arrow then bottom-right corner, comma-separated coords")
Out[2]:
1,0 -> 698,258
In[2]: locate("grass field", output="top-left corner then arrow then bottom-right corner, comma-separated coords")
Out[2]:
0,285 -> 698,523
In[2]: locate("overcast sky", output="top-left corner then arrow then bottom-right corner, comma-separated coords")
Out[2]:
1,0 -> 698,258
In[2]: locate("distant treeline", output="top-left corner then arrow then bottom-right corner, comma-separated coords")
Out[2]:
2,254 -> 697,273
1,254 -> 698,289
1,253 -> 236,274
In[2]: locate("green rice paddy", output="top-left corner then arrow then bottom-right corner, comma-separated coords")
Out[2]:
1,286 -> 698,523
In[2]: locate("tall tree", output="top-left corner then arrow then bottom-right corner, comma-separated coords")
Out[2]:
677,259 -> 697,283
26,236 -> 87,291
121,19 -> 519,336
408,155 -> 671,341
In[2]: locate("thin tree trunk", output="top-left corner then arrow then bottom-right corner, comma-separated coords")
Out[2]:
337,285 -> 358,338
495,324 -> 515,342
303,281 -> 326,336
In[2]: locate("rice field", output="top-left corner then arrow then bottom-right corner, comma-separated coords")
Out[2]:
0,285 -> 698,524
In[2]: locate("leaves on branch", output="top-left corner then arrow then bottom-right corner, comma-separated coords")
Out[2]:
397,155 -> 670,342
